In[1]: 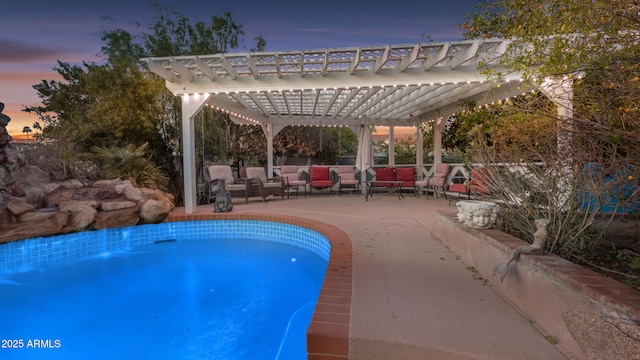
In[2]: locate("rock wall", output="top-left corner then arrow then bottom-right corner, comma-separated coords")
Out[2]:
0,102 -> 175,244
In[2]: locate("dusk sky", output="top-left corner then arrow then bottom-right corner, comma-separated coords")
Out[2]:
1,0 -> 482,137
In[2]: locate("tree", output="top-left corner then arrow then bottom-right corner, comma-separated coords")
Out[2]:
24,4 -> 265,206
26,61 -> 95,145
227,124 -> 265,165
32,122 -> 42,142
463,1 -> 639,80
272,127 -> 355,165
22,126 -> 31,143
141,6 -> 247,56
459,1 -> 640,266
394,139 -> 417,165
461,1 -> 640,165
140,6 -> 262,202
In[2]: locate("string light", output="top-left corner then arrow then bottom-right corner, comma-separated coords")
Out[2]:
177,77 -> 534,127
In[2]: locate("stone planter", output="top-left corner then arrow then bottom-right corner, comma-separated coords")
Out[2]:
455,200 -> 500,229
434,211 -> 640,360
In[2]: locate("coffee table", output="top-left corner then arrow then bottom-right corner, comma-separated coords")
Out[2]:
365,180 -> 405,201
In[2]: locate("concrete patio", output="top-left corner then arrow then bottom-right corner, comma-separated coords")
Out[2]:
171,192 -> 569,359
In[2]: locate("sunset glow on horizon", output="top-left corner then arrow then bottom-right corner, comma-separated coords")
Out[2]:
2,70 -> 64,136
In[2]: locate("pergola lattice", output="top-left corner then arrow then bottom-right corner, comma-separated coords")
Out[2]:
143,39 -> 557,213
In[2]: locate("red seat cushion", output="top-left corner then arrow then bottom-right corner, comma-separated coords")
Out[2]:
311,180 -> 333,187
310,166 -> 332,188
372,168 -> 395,187
310,166 -> 330,181
375,168 -> 394,181
395,167 -> 415,187
449,184 -> 468,194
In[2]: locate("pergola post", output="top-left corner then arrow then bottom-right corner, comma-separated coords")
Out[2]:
261,123 -> 284,177
538,77 -> 575,207
540,77 -> 575,161
388,125 -> 395,166
416,126 -> 424,173
181,94 -> 208,214
433,111 -> 443,166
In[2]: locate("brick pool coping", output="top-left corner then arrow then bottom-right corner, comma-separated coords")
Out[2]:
167,212 -> 352,359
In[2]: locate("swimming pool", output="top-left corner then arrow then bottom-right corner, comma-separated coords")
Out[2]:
0,221 -> 330,359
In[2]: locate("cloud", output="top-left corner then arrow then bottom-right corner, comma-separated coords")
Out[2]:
0,38 -> 66,63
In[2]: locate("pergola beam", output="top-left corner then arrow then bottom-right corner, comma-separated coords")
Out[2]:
424,43 -> 450,70
373,46 -> 390,73
396,44 -> 420,72
351,87 -> 399,118
147,61 -> 175,82
450,41 -> 480,69
220,57 -> 238,79
334,88 -> 361,116
246,56 -> 259,79
348,48 -> 361,75
206,94 -> 269,124
194,56 -> 216,80
264,92 -> 281,116
246,93 -> 271,115
343,86 -> 380,118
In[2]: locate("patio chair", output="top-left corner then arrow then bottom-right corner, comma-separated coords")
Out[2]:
337,165 -> 360,195
447,166 -> 491,203
469,167 -> 491,197
415,163 -> 450,199
395,167 -> 416,195
205,165 -> 249,204
280,165 -> 307,198
309,165 -> 335,196
244,166 -> 286,201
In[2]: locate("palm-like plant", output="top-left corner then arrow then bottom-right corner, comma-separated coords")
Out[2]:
22,126 -> 32,143
92,143 -> 168,190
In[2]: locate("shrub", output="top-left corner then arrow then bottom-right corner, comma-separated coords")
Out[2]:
92,143 -> 168,190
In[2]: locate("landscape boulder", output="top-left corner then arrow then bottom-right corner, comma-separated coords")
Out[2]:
0,102 -> 176,243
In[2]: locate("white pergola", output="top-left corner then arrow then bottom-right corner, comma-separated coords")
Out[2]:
143,39 -> 564,213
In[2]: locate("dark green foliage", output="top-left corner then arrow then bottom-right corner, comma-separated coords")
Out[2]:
92,143 -> 168,190
459,0 -> 640,283
23,4 -> 264,206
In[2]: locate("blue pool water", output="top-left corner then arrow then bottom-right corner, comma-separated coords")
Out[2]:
0,221 -> 330,360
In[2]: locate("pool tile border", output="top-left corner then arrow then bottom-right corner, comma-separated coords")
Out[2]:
167,212 -> 352,359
